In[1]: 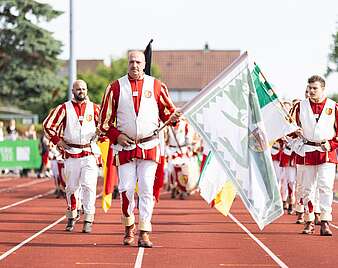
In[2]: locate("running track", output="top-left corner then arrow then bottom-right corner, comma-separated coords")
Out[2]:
0,176 -> 338,268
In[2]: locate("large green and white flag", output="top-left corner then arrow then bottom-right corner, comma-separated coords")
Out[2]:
182,52 -> 283,229
199,151 -> 232,204
252,64 -> 298,144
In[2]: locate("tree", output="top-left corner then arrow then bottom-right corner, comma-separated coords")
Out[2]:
0,0 -> 66,120
326,24 -> 338,77
79,57 -> 161,104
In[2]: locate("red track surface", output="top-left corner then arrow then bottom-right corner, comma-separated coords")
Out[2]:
1,176 -> 338,268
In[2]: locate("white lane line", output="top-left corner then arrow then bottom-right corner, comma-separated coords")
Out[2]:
132,190 -> 186,268
0,215 -> 66,261
0,179 -> 49,193
228,213 -> 288,268
0,192 -> 103,261
0,177 -> 19,182
134,247 -> 144,268
0,190 -> 54,211
329,223 -> 338,229
76,263 -> 131,266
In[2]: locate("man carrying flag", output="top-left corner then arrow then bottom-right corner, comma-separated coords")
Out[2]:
98,49 -> 179,247
292,75 -> 338,236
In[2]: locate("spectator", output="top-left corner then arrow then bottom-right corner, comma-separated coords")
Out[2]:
6,119 -> 18,140
0,121 -> 4,141
25,124 -> 37,139
38,134 -> 51,178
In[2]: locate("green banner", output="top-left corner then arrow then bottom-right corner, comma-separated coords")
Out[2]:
0,140 -> 41,169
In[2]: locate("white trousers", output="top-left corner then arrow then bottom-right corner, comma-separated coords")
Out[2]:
273,160 -> 282,184
280,166 -> 296,203
295,165 -> 320,213
64,155 -> 98,222
118,159 -> 158,232
295,165 -> 305,213
50,159 -> 59,187
302,163 -> 336,222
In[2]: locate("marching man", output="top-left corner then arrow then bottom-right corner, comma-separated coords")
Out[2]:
43,80 -> 101,233
293,75 -> 338,236
98,50 -> 179,247
166,118 -> 194,198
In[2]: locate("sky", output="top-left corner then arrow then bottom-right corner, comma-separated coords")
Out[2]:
37,0 -> 338,100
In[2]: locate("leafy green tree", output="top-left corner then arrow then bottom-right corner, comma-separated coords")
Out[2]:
79,57 -> 161,104
329,93 -> 338,103
0,0 -> 66,120
326,25 -> 338,77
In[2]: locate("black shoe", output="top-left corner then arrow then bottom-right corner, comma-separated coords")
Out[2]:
82,221 -> 93,233
320,221 -> 333,236
287,204 -> 293,215
283,201 -> 288,210
302,221 -> 314,235
171,188 -> 177,199
113,186 -> 119,199
138,231 -> 153,248
75,210 -> 81,222
65,218 -> 75,232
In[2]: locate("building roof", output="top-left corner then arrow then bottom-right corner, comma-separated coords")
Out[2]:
0,105 -> 38,123
152,50 -> 240,90
59,59 -> 104,76
0,106 -> 34,115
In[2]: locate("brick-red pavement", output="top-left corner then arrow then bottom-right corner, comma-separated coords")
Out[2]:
0,176 -> 338,268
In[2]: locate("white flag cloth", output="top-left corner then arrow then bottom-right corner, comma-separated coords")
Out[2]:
199,151 -> 232,204
182,52 -> 283,229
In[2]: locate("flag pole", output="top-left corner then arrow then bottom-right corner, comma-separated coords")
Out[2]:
68,0 -> 76,100
169,126 -> 183,155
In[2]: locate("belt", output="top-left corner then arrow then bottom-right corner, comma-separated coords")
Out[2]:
65,142 -> 91,149
134,134 -> 159,144
169,144 -> 187,148
64,151 -> 93,159
304,140 -> 323,147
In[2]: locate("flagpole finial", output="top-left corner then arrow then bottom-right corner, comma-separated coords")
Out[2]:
144,39 -> 154,76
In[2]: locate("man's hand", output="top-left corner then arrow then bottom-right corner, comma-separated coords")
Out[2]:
98,135 -> 108,143
169,110 -> 182,124
117,133 -> 135,147
321,140 -> 331,152
294,128 -> 304,138
57,140 -> 71,150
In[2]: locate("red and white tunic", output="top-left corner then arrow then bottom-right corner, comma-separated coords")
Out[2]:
98,75 -> 176,166
293,98 -> 338,164
43,99 -> 100,158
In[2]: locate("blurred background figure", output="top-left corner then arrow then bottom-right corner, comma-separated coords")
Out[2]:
0,121 -> 4,141
6,119 -> 18,140
38,134 -> 51,178
25,124 -> 37,140
49,143 -> 66,198
5,119 -> 20,175
0,121 -> 5,175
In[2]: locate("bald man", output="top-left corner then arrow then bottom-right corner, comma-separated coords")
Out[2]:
98,51 -> 179,247
43,80 -> 101,233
